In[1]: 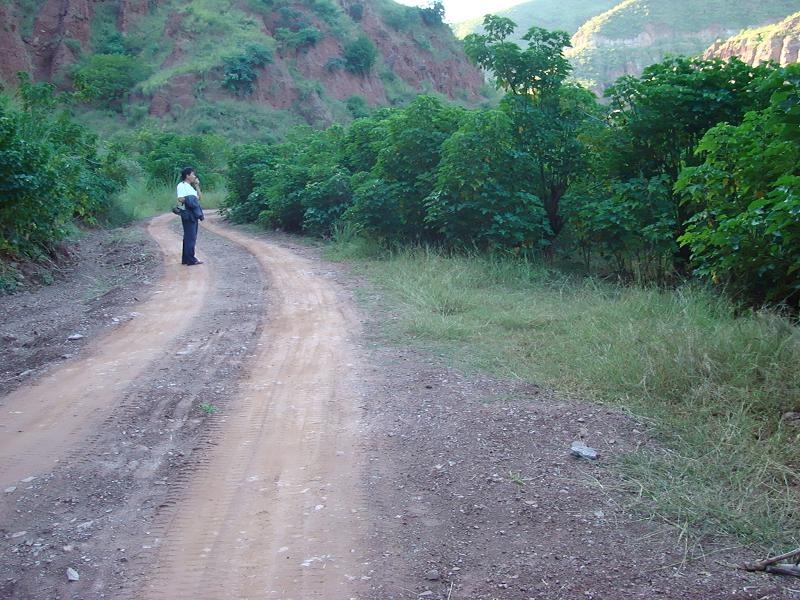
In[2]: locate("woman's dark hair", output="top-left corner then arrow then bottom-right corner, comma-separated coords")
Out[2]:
180,167 -> 194,181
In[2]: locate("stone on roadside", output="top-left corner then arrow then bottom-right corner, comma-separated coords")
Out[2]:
67,334 -> 84,341
570,441 -> 599,460
425,569 -> 440,581
67,567 -> 80,582
782,411 -> 800,426
4,486 -> 16,493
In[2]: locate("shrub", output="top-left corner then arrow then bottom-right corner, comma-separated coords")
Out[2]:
343,35 -> 378,76
72,54 -> 150,110
223,144 -> 276,223
222,43 -> 273,96
131,130 -> 227,189
677,65 -> 800,306
419,1 -> 445,26
325,57 -> 347,72
347,2 -> 364,21
345,95 -> 370,118
0,76 -> 121,256
342,176 -> 405,240
275,27 -> 322,52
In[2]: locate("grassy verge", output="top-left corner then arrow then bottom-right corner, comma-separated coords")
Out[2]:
106,179 -> 225,226
326,242 -> 800,550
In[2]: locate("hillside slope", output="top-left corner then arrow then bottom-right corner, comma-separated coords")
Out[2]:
568,0 -> 800,92
453,0 -> 619,41
0,0 -> 486,137
703,11 -> 800,66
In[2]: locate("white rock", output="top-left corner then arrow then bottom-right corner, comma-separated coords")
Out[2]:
67,334 -> 84,341
66,567 -> 80,581
570,441 -> 599,460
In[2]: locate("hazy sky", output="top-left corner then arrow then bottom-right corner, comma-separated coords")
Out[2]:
395,0 -> 526,24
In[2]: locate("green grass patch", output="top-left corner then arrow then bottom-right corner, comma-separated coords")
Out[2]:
105,179 -> 225,226
327,244 -> 800,550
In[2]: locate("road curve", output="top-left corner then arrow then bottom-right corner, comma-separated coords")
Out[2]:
137,216 -> 367,600
0,215 -> 211,488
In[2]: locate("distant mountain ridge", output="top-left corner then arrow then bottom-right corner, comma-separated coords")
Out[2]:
453,0 -> 619,41
456,0 -> 800,93
0,0 -> 486,137
569,0 -> 800,91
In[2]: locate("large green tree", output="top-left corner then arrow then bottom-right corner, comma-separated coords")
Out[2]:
464,17 -> 594,244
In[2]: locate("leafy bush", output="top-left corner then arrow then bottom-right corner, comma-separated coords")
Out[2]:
222,43 -> 272,96
325,57 -> 347,72
419,1 -> 445,26
379,2 -> 417,31
129,130 -> 227,189
72,54 -> 150,110
570,175 -> 676,276
347,2 -> 364,21
343,175 -> 406,241
426,109 -> 548,249
302,0 -> 340,23
275,27 -> 322,52
345,95 -> 370,118
343,35 -> 378,76
223,144 -> 276,223
0,77 -> 122,256
370,96 -> 463,241
677,65 -> 800,306
248,127 -> 350,233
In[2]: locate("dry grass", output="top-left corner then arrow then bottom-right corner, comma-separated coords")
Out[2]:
328,244 -> 800,550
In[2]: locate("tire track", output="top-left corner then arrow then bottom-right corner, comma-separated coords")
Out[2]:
0,215 -> 211,489
134,216 -> 368,600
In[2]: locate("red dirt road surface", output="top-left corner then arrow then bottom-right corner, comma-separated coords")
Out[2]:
0,214 -> 795,599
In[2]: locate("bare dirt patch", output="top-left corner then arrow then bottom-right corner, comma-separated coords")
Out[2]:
0,224 -> 160,397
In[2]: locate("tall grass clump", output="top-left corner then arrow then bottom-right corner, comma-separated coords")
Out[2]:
337,246 -> 800,548
105,179 -> 225,226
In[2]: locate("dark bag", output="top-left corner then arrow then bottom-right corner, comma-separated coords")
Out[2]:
171,205 -> 182,215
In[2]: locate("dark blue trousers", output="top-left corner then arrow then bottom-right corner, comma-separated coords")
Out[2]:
181,218 -> 199,265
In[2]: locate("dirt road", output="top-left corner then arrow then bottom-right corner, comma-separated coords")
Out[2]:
135,218 -> 367,599
0,215 -> 210,489
1,214 -> 366,599
1,215 -> 795,600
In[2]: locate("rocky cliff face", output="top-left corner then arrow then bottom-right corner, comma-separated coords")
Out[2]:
0,0 -> 485,127
703,12 -> 800,66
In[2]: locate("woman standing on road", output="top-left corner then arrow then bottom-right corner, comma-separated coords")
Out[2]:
176,167 -> 205,266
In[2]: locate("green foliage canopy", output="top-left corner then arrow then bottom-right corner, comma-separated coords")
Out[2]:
73,54 -> 151,111
677,65 -> 800,306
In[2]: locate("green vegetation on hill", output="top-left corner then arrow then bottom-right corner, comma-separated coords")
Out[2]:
712,10 -> 800,47
579,0 -> 800,38
0,0 -> 470,141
